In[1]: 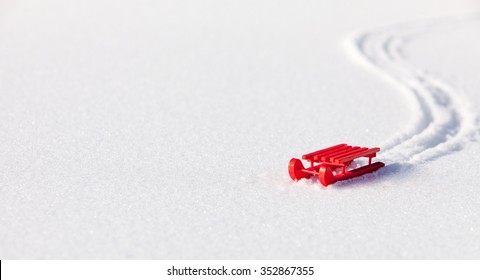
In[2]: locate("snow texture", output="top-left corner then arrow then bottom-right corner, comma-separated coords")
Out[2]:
1,0 -> 480,259
351,16 -> 480,164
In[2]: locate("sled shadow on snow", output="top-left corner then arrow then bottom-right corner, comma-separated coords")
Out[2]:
332,162 -> 415,190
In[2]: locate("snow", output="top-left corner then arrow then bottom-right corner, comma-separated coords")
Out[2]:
1,0 -> 480,259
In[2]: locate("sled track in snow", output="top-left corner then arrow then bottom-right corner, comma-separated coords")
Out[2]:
351,18 -> 479,164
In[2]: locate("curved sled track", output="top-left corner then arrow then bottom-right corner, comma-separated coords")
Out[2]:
351,18 -> 479,164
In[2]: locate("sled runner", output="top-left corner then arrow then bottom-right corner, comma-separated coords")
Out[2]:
288,144 -> 384,187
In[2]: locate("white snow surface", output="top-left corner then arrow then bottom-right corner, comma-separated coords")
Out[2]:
1,0 -> 480,259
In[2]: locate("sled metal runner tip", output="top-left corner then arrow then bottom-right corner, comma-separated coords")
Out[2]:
288,144 -> 385,187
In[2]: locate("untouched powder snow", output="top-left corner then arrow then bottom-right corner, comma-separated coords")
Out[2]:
1,0 -> 480,259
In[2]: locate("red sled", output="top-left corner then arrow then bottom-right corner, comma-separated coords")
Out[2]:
289,144 -> 384,187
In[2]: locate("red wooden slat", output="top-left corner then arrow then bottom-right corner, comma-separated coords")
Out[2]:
329,147 -> 366,161
315,145 -> 352,160
318,146 -> 356,161
302,144 -> 347,160
336,148 -> 380,163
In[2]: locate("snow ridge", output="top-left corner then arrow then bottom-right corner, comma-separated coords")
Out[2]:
351,18 -> 479,164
